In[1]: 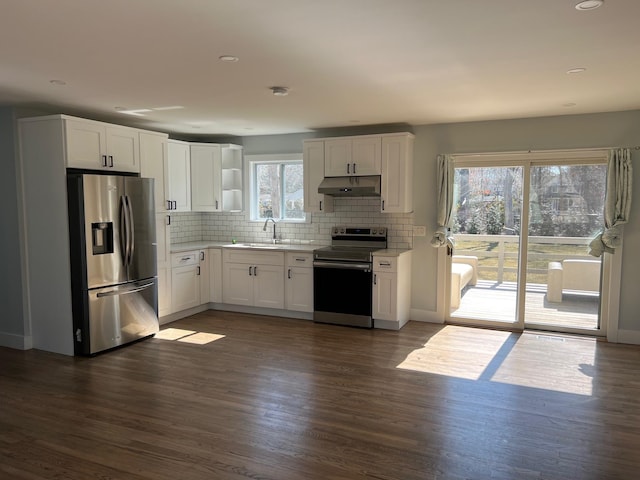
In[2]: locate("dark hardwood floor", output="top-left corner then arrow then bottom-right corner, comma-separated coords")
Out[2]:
2,311 -> 640,479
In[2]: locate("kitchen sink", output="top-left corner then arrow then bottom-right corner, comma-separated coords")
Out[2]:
225,243 -> 282,249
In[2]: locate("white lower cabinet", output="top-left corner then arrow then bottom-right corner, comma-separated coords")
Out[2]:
285,252 -> 314,312
158,266 -> 172,318
171,251 -> 207,312
209,248 -> 222,303
222,249 -> 284,309
372,252 -> 412,329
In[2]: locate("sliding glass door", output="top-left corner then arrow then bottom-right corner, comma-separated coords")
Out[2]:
447,153 -> 609,335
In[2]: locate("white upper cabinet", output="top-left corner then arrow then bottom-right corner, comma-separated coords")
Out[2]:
139,131 -> 169,213
65,119 -> 140,172
191,143 -> 222,212
381,133 -> 414,213
324,135 -> 381,177
167,140 -> 191,212
303,140 -> 334,213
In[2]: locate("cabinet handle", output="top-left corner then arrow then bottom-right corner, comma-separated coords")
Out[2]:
249,266 -> 252,276
288,268 -> 291,279
295,258 -> 306,262
200,251 -> 205,261
215,200 -> 219,210
108,155 -> 114,167
102,155 -> 108,167
374,273 -> 377,285
166,215 -> 171,226
319,200 -> 323,211
166,200 -> 171,210
253,266 -> 257,276
197,266 -> 201,276
382,200 -> 385,211
172,200 -> 177,210
181,256 -> 191,261
347,163 -> 350,174
353,163 -> 357,174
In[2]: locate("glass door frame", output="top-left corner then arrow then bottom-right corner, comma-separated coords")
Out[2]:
445,150 -> 619,339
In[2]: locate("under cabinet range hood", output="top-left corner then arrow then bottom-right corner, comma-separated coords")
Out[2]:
317,175 -> 381,197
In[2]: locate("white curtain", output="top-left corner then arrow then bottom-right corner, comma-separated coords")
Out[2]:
589,148 -> 633,257
430,154 -> 455,249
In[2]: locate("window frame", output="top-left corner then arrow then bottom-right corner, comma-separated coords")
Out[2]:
246,153 -> 307,223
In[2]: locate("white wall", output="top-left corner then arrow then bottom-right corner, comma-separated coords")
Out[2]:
411,110 -> 640,336
0,107 -> 27,348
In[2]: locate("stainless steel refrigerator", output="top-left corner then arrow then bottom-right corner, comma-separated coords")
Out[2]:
67,172 -> 159,355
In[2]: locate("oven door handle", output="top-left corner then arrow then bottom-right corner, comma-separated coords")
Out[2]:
313,261 -> 371,271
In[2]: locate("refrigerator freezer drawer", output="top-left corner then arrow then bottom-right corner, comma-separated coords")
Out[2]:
83,278 -> 159,354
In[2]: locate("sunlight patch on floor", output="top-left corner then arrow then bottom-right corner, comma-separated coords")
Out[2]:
396,326 -> 595,396
396,326 -> 513,380
155,328 -> 225,345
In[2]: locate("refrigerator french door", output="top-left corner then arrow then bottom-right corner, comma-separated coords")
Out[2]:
67,172 -> 159,355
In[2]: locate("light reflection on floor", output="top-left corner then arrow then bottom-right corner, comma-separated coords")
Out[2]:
155,327 -> 225,345
396,325 -> 595,396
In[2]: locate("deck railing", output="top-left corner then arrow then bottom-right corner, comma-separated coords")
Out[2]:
453,234 -> 598,283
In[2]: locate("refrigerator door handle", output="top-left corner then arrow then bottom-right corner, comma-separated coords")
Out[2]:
96,281 -> 155,298
119,196 -> 129,266
126,195 -> 135,266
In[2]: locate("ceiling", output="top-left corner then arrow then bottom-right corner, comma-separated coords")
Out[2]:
1,0 -> 639,136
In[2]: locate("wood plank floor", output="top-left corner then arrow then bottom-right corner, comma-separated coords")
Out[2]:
2,311 -> 640,479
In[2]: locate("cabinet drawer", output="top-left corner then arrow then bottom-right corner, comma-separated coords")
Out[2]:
286,252 -> 313,268
373,256 -> 397,272
223,249 -> 284,266
171,251 -> 198,267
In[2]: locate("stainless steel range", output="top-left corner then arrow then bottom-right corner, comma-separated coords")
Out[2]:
313,226 -> 387,328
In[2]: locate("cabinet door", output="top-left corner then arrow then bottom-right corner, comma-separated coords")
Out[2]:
199,250 -> 210,304
140,132 -> 169,212
106,126 -> 140,173
352,137 -> 381,175
167,141 -> 191,211
223,263 -> 253,306
209,248 -> 222,303
171,264 -> 200,312
303,140 -> 333,213
324,138 -> 352,177
155,213 -> 171,270
158,266 -> 172,317
285,266 -> 313,312
191,144 -> 222,212
381,135 -> 413,213
253,264 -> 284,309
373,271 -> 397,321
65,119 -> 107,169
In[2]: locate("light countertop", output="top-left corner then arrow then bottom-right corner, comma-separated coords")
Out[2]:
170,241 -> 325,254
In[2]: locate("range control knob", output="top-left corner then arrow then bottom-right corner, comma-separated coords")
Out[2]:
372,229 -> 377,234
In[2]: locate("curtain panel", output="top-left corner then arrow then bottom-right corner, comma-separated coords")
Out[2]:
431,154 -> 455,249
589,148 -> 633,257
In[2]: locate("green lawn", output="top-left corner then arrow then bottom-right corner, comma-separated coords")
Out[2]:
454,238 -> 595,284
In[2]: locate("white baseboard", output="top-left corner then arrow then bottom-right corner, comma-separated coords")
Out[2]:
0,332 -> 32,350
615,329 -> 640,345
160,303 -> 313,325
410,308 -> 444,324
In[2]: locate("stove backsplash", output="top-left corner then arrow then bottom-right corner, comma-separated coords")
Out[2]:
169,198 -> 414,249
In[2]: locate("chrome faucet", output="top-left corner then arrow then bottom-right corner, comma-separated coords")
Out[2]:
263,217 -> 277,243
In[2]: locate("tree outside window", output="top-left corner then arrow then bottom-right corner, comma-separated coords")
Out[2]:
252,160 -> 305,221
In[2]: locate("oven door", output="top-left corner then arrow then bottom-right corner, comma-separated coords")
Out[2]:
313,260 -> 373,328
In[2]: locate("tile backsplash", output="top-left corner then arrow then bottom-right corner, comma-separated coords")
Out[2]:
169,198 -> 414,249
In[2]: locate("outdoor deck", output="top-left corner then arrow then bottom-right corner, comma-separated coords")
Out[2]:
451,280 -> 600,330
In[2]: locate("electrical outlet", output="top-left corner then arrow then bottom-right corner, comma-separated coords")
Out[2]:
413,225 -> 426,237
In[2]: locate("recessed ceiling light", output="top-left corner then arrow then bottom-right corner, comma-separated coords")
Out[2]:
567,67 -> 587,74
219,55 -> 239,63
270,86 -> 289,96
575,0 -> 604,11
49,79 -> 66,86
563,103 -> 577,107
